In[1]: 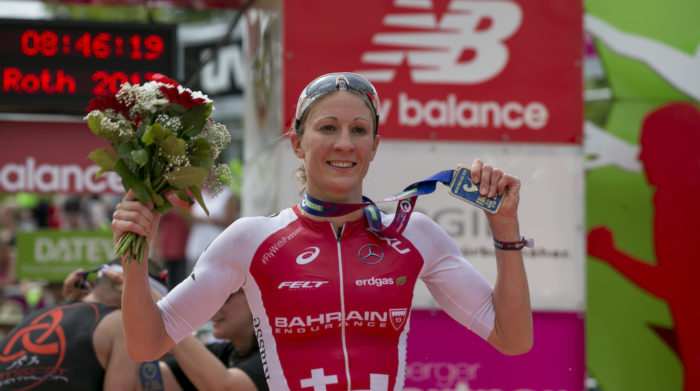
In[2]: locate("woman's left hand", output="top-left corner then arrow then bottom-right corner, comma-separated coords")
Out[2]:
461,159 -> 521,238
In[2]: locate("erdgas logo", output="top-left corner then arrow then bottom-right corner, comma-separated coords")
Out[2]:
296,246 -> 320,265
356,0 -> 522,84
355,276 -> 394,287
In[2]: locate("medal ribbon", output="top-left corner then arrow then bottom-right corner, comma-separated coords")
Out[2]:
300,169 -> 456,237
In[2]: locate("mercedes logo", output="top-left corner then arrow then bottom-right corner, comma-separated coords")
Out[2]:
358,244 -> 384,265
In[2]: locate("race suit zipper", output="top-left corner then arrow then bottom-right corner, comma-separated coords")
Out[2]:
333,223 -> 352,390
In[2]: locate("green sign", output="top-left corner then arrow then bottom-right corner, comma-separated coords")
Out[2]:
16,230 -> 116,282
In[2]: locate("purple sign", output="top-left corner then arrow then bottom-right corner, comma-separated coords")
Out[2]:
405,310 -> 584,391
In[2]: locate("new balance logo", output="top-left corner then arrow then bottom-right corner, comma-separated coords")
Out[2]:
356,0 -> 522,84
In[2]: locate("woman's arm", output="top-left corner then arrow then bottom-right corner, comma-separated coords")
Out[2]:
170,336 -> 259,391
98,311 -> 142,391
112,190 -> 175,361
468,160 -> 533,355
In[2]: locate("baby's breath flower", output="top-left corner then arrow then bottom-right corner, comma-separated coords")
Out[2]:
202,164 -> 233,197
155,114 -> 182,132
84,110 -> 133,141
129,83 -> 169,116
165,154 -> 191,170
196,120 -> 231,156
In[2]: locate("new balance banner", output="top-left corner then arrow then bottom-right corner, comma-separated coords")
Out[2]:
283,0 -> 582,143
0,120 -> 123,194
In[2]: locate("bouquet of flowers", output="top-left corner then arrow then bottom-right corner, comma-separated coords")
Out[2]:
84,74 -> 232,264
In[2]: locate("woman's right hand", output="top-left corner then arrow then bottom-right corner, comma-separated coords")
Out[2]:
111,189 -> 161,247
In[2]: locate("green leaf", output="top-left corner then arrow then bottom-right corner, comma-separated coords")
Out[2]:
151,161 -> 164,180
131,149 -> 150,167
113,159 -> 151,204
181,103 -> 212,139
174,189 -> 194,205
141,123 -> 171,146
86,113 -> 109,139
189,155 -> 214,172
186,138 -> 210,159
87,148 -> 118,176
143,178 -> 164,207
118,142 -> 137,160
187,184 -> 209,216
155,202 -> 173,214
165,166 -> 208,189
161,135 -> 186,156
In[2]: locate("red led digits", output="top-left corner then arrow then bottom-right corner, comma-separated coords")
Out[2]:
115,36 -> 123,56
130,34 -> 142,59
18,29 -> 164,60
1,20 -> 174,114
93,33 -> 112,58
92,71 -> 157,96
74,33 -> 93,57
144,35 -> 164,60
21,30 -> 58,56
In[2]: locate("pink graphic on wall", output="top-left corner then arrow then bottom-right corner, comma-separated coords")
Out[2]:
405,310 -> 584,391
588,102 -> 700,391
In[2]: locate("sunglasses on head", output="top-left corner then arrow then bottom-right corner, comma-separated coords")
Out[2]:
74,264 -> 169,294
74,265 -> 107,289
294,72 -> 380,134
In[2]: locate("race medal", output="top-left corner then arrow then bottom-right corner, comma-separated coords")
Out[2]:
448,167 -> 505,213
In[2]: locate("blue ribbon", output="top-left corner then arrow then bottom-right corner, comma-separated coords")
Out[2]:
300,169 -> 456,236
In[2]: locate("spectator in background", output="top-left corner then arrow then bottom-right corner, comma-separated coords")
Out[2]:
184,185 -> 238,272
155,199 -> 191,288
159,288 -> 268,391
59,195 -> 89,231
85,195 -> 113,231
0,200 -> 19,246
0,261 -> 168,390
0,238 -> 15,286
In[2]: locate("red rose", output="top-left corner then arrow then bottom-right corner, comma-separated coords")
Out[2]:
86,94 -> 132,115
158,84 -> 208,109
150,73 -> 180,87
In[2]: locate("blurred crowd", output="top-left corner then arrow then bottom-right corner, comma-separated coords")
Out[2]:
0,189 -> 239,339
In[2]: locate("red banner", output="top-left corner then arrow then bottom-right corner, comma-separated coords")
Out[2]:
283,0 -> 582,143
43,0 -> 247,9
0,120 -> 123,194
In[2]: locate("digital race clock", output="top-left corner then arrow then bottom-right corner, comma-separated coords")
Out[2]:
0,18 -> 177,115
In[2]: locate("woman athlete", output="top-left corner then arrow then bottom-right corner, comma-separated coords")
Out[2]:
112,72 -> 533,391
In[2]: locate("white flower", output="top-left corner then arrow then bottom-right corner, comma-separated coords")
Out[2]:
196,120 -> 231,157
203,163 -> 233,196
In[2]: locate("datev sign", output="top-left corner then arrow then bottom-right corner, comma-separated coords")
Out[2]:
16,230 -> 116,282
284,0 -> 582,143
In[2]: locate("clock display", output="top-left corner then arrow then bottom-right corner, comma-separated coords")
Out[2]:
0,18 -> 177,115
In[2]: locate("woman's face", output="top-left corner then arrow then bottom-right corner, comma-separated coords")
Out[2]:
291,91 -> 380,202
210,291 -> 253,340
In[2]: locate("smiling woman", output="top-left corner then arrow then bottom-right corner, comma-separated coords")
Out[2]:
112,72 -> 533,391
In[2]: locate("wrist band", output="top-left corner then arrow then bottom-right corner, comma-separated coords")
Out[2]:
493,236 -> 534,250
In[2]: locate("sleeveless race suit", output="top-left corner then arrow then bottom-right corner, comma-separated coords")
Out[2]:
158,206 -> 495,391
0,301 -> 117,390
